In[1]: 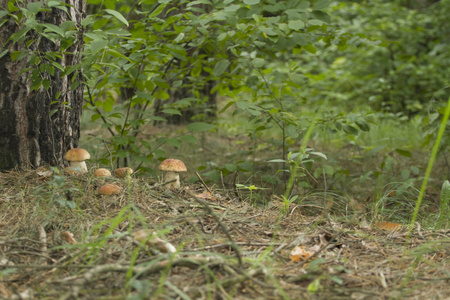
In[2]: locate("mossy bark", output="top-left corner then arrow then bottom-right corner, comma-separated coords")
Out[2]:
0,0 -> 86,170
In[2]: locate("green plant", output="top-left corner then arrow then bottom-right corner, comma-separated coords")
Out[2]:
270,148 -> 326,202
436,180 -> 450,229
372,182 -> 419,223
235,183 -> 266,204
34,167 -> 78,209
408,95 -> 450,236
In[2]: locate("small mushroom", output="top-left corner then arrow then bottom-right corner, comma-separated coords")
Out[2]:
98,184 -> 122,195
64,148 -> 90,173
158,159 -> 187,189
94,168 -> 112,178
115,167 -> 133,178
62,231 -> 77,244
132,229 -> 176,253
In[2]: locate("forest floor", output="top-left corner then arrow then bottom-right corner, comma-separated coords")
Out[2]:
0,167 -> 449,299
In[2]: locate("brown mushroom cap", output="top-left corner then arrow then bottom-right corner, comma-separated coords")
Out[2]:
65,148 -> 90,162
158,159 -> 187,172
99,184 -> 122,195
94,168 -> 112,177
115,167 -> 133,178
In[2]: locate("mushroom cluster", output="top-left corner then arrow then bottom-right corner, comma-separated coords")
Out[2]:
64,148 -> 188,191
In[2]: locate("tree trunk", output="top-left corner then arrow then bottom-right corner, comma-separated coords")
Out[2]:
0,0 -> 86,170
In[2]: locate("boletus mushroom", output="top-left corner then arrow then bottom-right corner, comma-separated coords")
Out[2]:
98,184 -> 122,195
158,159 -> 187,189
114,167 -> 133,179
64,148 -> 90,173
94,168 -> 112,178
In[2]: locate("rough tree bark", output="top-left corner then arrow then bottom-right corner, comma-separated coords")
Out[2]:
0,0 -> 86,170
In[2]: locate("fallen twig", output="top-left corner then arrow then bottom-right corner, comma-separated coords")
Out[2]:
187,268 -> 264,299
56,256 -> 228,285
192,197 -> 243,267
37,225 -> 48,265
195,172 -> 212,194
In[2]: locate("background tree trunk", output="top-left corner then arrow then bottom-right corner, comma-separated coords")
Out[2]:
0,0 -> 86,170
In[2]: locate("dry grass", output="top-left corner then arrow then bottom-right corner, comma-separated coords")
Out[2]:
0,169 -> 449,299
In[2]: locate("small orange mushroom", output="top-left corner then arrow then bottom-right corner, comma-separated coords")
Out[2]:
98,184 -> 122,195
114,167 -> 133,178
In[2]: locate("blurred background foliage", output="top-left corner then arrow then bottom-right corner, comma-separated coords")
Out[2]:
78,0 -> 449,209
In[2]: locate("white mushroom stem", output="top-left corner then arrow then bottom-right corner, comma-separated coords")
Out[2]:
69,161 -> 87,173
165,171 -> 180,189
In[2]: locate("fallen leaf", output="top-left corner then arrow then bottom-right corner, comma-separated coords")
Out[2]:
36,169 -> 53,177
374,222 -> 402,231
387,191 -> 396,197
195,191 -> 218,201
62,231 -> 77,244
290,245 -> 313,262
359,218 -> 371,229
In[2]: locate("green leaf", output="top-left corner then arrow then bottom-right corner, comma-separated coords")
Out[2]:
225,164 -> 239,172
27,2 -> 43,14
290,73 -> 308,85
105,9 -> 129,27
313,0 -> 331,10
42,79 -> 51,90
343,125 -> 358,135
8,2 -> 18,12
292,33 -> 308,46
395,149 -> 412,158
310,152 -> 327,160
47,1 -> 68,12
162,108 -> 181,116
225,4 -> 241,12
268,159 -> 287,163
251,58 -> 265,68
219,101 -> 236,114
166,138 -> 181,148
244,0 -> 260,4
304,43 -> 317,54
12,27 -> 31,44
307,277 -> 321,295
56,199 -> 76,209
311,10 -> 330,23
439,180 -> 450,205
0,50 -> 8,59
107,49 -> 132,62
90,40 -> 108,54
43,24 -> 65,37
0,10 -> 8,19
288,20 -> 304,31
150,4 -> 167,18
178,135 -> 197,144
260,27 -> 277,36
355,119 -> 370,131
188,122 -> 217,132
30,77 -> 42,91
213,59 -> 230,77
191,64 -> 202,77
174,32 -> 184,43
